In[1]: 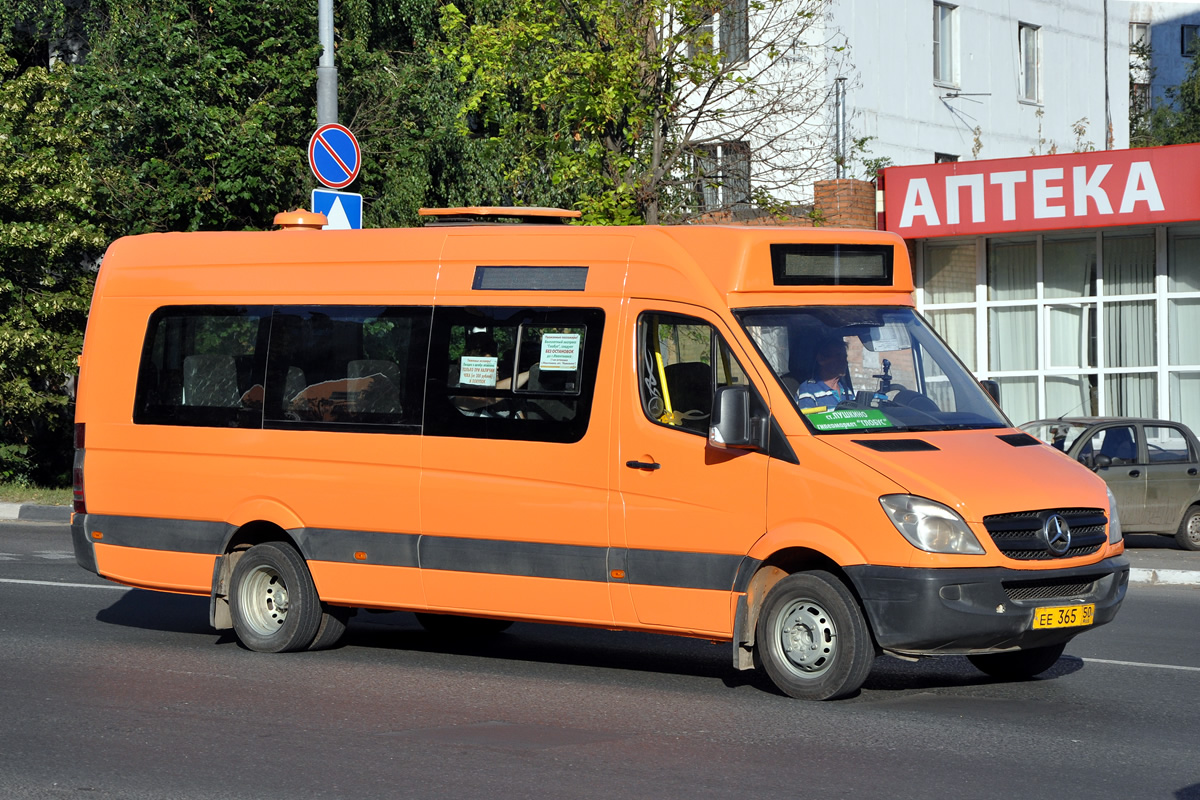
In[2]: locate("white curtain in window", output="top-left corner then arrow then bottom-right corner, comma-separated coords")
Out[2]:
1048,304 -> 1093,368
1168,233 -> 1200,293
1170,372 -> 1200,434
1169,299 -> 1200,366
1044,237 -> 1096,299
1105,300 -> 1155,368
926,309 -> 975,371
1046,375 -> 1095,418
1106,373 -> 1156,417
988,241 -> 1036,300
997,376 -> 1036,425
1103,234 -> 1155,295
989,307 -> 1037,371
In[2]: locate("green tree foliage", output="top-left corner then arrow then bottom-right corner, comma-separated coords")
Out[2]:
438,0 -> 845,224
0,56 -> 105,485
73,0 -> 322,233
1144,50 -> 1200,146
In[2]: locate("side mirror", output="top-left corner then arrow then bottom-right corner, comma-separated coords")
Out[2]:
1091,453 -> 1112,471
979,379 -> 1001,405
709,384 -> 767,451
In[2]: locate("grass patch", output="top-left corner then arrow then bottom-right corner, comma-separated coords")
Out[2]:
0,484 -> 72,506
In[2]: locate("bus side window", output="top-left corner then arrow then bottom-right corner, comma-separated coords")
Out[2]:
425,306 -> 605,444
134,306 -> 270,429
638,312 -> 761,437
263,306 -> 430,432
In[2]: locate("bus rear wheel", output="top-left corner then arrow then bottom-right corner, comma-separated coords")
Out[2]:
755,571 -> 875,700
230,542 -> 323,653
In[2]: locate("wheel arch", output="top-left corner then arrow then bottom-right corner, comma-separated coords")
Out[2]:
732,545 -> 876,671
211,518 -> 306,631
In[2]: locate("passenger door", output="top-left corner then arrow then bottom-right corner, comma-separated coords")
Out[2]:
614,304 -> 769,636
1142,424 -> 1200,531
1081,424 -> 1148,529
419,305 -> 617,624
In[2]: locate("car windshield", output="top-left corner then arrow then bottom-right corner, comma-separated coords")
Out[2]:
735,306 -> 1011,434
1021,421 -> 1092,452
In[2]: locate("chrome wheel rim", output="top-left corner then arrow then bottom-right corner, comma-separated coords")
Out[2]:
238,565 -> 290,637
775,598 -> 837,677
1188,513 -> 1200,546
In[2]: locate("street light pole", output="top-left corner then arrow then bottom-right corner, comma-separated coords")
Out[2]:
317,0 -> 337,125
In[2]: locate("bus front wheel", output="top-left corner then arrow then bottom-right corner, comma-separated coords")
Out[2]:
755,571 -> 875,700
230,542 -> 323,653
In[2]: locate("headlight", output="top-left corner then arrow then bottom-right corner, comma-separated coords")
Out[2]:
1106,486 -> 1123,544
880,494 -> 986,555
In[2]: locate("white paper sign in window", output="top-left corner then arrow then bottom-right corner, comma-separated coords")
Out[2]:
539,333 -> 582,371
460,356 -> 498,386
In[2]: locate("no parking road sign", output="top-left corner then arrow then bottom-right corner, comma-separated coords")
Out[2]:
308,123 -> 361,189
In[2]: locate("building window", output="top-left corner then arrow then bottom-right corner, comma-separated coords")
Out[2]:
692,141 -> 752,217
934,152 -> 959,164
933,2 -> 957,85
1183,24 -> 1200,56
1019,23 -> 1040,102
689,0 -> 748,64
720,0 -> 749,64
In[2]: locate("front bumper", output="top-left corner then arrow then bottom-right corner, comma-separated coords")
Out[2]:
844,556 -> 1129,655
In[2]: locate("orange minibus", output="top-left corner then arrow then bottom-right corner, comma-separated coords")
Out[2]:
71,207 -> 1128,699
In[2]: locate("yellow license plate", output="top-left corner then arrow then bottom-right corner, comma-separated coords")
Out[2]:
1032,604 -> 1095,630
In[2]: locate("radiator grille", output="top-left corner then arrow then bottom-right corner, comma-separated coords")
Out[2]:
982,507 -> 1107,560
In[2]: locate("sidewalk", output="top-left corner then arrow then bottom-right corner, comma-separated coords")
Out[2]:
0,502 -> 72,522
3,503 -> 1198,586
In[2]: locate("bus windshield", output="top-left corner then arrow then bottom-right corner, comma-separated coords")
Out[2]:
735,306 -> 1010,434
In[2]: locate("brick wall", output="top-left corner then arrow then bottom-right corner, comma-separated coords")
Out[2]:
812,179 -> 877,229
690,179 -> 878,229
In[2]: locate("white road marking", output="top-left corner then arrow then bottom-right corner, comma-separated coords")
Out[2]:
0,577 -> 127,591
1082,657 -> 1200,672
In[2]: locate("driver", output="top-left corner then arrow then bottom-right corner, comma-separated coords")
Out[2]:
796,337 -> 853,411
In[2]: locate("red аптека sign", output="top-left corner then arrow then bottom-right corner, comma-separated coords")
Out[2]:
880,142 -> 1200,238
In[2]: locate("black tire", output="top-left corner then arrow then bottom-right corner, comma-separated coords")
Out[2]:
754,571 -> 875,700
229,542 -> 323,653
415,612 -> 513,637
1175,506 -> 1200,551
967,642 -> 1066,680
308,605 -> 352,651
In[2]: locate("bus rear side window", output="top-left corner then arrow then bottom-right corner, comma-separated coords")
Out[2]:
134,306 -> 270,428
263,306 -> 431,432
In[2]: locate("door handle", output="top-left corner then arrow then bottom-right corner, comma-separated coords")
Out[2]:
1190,468 -> 1198,476
625,460 -> 661,471
1128,469 -> 1140,477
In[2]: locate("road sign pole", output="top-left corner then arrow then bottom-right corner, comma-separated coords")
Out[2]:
317,0 -> 337,125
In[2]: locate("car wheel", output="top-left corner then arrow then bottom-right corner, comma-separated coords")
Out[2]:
229,542 -> 323,653
1176,505 -> 1200,551
754,571 -> 875,701
967,642 -> 1066,680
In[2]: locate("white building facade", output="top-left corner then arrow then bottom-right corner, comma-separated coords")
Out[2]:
828,0 -> 1132,170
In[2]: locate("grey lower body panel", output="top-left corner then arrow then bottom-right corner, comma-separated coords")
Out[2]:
844,556 -> 1130,655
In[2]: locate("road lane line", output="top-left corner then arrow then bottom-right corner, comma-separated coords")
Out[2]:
1082,657 -> 1200,672
0,577 -> 127,591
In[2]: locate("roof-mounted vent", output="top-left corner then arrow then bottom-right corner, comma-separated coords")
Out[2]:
274,209 -> 329,230
418,206 -> 581,226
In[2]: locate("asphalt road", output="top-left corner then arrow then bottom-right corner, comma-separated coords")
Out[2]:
1,521 -> 1197,800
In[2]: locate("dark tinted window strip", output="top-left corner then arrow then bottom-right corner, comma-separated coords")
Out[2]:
473,266 -> 588,291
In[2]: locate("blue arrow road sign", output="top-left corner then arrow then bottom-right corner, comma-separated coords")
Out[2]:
308,124 -> 361,189
311,189 -> 363,230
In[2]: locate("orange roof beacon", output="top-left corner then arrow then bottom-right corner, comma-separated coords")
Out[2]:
71,208 -> 1128,700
